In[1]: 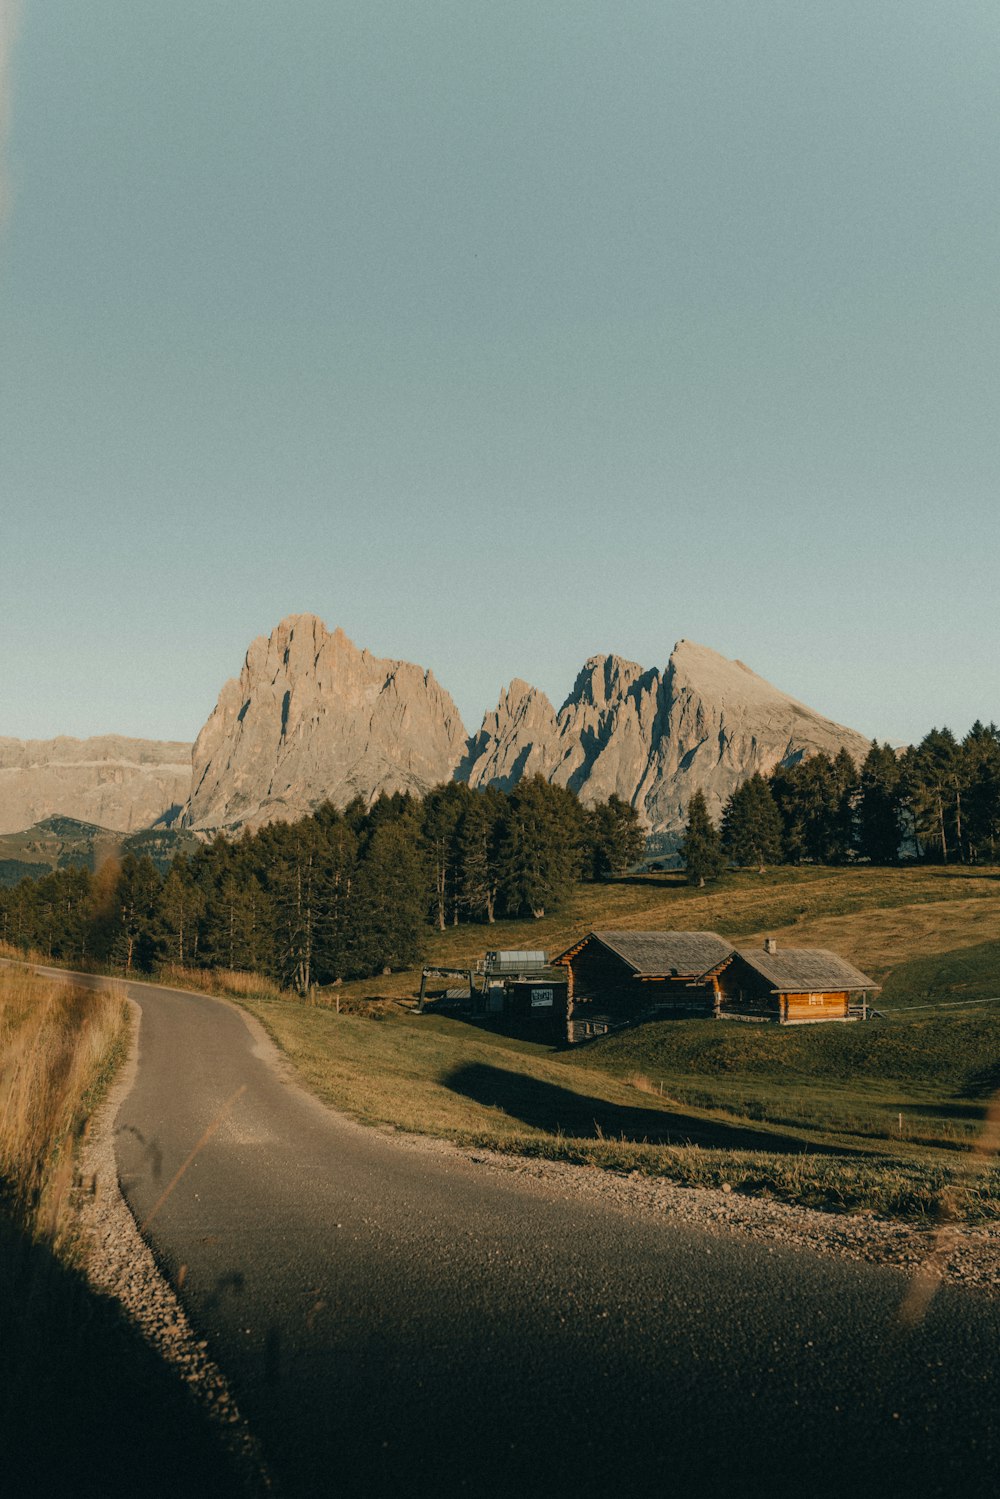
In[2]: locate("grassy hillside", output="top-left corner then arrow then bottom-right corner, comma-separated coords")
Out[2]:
230,865 -> 1000,1222
19,865 -> 998,1221
0,816 -> 200,884
306,863 -> 1000,1005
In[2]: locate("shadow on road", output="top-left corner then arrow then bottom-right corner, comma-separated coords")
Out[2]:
444,1060 -> 848,1153
0,1207 -> 243,1499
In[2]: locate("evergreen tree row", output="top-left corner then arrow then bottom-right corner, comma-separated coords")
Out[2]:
681,721 -> 1000,881
0,778 -> 645,991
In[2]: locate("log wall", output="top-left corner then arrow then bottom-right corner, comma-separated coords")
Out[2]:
558,940 -> 715,1043
716,956 -> 853,1024
782,991 -> 850,1023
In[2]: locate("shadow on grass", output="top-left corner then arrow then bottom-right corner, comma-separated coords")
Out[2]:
898,1099 -> 988,1119
424,1008 -> 565,1051
444,1062 -> 854,1154
0,1207 -> 244,1499
961,1062 -> 1000,1100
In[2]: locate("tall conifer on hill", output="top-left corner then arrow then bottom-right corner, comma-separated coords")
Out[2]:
831,747 -> 860,863
497,775 -> 583,918
351,821 -> 426,974
856,742 -> 903,864
903,728 -> 962,862
457,787 -> 505,924
721,774 -> 783,870
681,791 -> 724,887
585,794 -> 646,880
421,782 -> 470,931
962,722 -> 1000,864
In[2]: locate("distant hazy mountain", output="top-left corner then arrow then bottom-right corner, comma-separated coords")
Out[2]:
0,618 -> 872,844
0,735 -> 192,835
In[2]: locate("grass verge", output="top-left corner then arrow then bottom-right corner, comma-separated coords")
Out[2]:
240,995 -> 1000,1223
0,961 -> 245,1497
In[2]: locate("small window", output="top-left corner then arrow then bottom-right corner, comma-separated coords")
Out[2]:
808,993 -> 823,1006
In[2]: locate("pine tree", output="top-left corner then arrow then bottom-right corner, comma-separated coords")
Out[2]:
905,728 -> 962,862
856,742 -> 903,864
721,774 -> 783,870
457,788 -> 505,923
830,747 -> 860,863
771,754 -> 840,864
107,854 -> 162,972
313,816 -> 358,982
351,821 -> 426,974
157,855 -> 206,967
962,723 -> 1000,864
497,776 -> 583,918
267,821 -> 323,993
421,782 -> 470,930
681,791 -> 724,887
585,794 -> 646,880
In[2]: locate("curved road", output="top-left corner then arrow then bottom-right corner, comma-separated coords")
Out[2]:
47,970 -> 1000,1495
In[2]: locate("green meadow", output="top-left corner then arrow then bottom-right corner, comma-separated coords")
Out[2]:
229,865 -> 1000,1222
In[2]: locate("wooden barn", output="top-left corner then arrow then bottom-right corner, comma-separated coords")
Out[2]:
697,939 -> 880,1024
552,930 -> 733,1043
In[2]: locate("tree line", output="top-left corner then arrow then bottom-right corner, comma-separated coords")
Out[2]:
682,722 -> 1000,883
0,778 -> 645,991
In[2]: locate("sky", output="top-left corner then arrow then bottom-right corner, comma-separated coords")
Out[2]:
1,1 -> 998,747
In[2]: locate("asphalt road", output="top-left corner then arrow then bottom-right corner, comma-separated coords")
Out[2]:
43,969 -> 1000,1496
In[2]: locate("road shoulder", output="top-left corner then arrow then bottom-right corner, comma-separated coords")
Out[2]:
74,989 -> 273,1496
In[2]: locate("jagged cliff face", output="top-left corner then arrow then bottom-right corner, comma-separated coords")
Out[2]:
463,640 -> 871,837
0,736 -> 192,834
186,615 -> 468,831
460,656 -> 664,802
0,622 -> 872,841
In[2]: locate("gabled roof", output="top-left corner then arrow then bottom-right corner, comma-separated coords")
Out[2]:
554,930 -> 733,978
724,947 -> 879,993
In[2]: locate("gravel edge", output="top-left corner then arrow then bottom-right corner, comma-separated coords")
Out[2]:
73,995 -> 274,1497
386,1127 -> 1000,1297
231,994 -> 1000,1300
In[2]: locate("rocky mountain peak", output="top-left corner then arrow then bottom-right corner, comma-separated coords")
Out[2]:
186,615 -> 468,831
561,654 -> 650,714
0,621 -> 875,845
463,638 -> 871,840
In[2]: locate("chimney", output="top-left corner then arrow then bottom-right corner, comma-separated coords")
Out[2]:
763,938 -> 777,954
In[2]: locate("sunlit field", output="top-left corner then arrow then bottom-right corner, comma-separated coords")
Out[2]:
238,866 -> 1000,1221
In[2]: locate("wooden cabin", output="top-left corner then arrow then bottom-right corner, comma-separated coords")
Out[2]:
697,939 -> 879,1024
552,931 -> 733,1043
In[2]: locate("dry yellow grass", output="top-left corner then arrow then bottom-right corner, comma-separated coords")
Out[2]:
418,866 -> 1000,978
0,962 -> 127,1248
744,894 -> 1000,979
158,961 -> 291,1003
0,960 -> 246,1495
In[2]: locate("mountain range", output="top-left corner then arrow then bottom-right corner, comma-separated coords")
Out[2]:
1,614 -> 872,845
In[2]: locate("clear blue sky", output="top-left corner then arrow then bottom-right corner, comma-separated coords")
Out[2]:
1,2 -> 997,745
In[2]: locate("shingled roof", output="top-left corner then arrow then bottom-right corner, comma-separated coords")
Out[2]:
558,931 -> 733,977
729,947 -> 879,993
